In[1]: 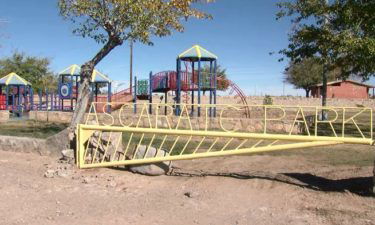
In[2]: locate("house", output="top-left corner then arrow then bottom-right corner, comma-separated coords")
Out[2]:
310,80 -> 375,99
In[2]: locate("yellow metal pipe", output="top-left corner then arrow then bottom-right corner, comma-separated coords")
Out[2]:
79,125 -> 374,145
79,141 -> 342,168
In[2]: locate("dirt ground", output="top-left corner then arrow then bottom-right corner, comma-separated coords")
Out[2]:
0,145 -> 374,225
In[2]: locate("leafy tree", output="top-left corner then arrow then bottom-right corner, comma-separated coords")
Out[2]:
0,52 -> 57,93
40,74 -> 59,93
284,57 -> 337,97
276,0 -> 375,105
201,64 -> 229,92
57,0 -> 214,143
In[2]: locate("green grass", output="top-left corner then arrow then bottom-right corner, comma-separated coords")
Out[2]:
0,120 -> 68,139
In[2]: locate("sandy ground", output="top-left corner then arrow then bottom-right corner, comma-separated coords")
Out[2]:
0,148 -> 374,225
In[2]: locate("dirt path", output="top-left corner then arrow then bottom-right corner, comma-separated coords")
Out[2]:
0,150 -> 374,225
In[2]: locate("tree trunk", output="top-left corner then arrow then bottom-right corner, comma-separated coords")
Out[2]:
46,38 -> 122,153
69,38 -> 121,130
129,40 -> 133,95
305,89 -> 310,98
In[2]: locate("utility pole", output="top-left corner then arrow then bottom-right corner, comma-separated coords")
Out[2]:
322,0 -> 329,107
129,40 -> 133,95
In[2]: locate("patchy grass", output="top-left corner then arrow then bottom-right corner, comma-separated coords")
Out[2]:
261,144 -> 374,167
121,132 -> 374,167
0,120 -> 68,139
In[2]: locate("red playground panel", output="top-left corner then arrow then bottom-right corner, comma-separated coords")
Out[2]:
0,95 -> 6,110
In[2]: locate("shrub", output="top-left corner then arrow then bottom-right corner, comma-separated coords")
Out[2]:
263,95 -> 273,105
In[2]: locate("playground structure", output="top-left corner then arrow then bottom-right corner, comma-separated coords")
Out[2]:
0,45 -> 250,119
133,45 -> 250,117
0,73 -> 33,113
0,65 -> 130,114
58,64 -> 112,112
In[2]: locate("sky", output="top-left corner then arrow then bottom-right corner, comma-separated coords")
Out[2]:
0,0 -> 371,96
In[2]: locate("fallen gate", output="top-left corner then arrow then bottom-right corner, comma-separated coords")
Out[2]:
76,103 -> 374,169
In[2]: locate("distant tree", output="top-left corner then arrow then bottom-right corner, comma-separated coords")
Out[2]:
277,0 -> 375,106
0,52 -> 57,93
284,57 -> 338,97
41,74 -> 59,93
201,64 -> 229,93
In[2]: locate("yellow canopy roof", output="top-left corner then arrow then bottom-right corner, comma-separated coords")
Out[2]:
0,72 -> 31,86
178,45 -> 218,60
59,64 -> 111,83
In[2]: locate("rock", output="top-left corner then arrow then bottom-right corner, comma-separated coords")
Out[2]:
184,192 -> 192,198
86,131 -> 123,162
61,149 -> 74,161
45,129 -> 70,156
44,169 -> 56,178
82,177 -> 92,184
0,135 -> 50,155
56,170 -> 70,178
184,191 -> 199,198
128,145 -> 172,176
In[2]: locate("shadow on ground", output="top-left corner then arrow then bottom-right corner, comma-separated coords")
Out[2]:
169,169 -> 374,197
282,173 -> 373,197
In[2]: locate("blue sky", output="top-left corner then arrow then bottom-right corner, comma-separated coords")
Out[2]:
0,0 -> 368,96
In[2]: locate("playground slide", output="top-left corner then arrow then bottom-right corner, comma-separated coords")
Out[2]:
217,77 -> 250,118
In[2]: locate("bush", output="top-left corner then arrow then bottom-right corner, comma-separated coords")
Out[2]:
263,95 -> 273,105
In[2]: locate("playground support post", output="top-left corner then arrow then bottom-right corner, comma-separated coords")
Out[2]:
17,86 -> 21,112
25,86 -> 28,110
12,92 -> 15,111
149,72 -> 153,114
165,73 -> 168,115
209,60 -> 213,117
29,87 -> 33,111
5,86 -> 9,110
107,82 -> 112,113
176,59 -> 181,116
214,60 -> 217,117
198,60 -> 201,117
192,62 -> 195,114
95,83 -> 98,103
134,76 -> 137,114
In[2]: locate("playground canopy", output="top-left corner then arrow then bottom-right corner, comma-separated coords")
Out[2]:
59,64 -> 111,83
0,72 -> 31,86
178,45 -> 218,61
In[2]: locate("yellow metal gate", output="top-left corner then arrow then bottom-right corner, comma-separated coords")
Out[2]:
76,103 -> 374,169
